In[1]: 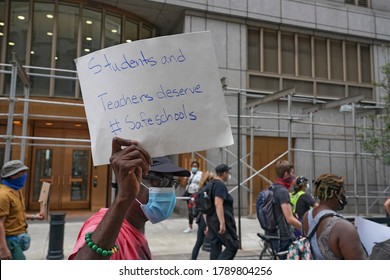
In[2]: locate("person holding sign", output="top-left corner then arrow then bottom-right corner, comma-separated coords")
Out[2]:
69,137 -> 190,260
302,173 -> 367,260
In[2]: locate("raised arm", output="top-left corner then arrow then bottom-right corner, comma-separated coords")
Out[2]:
72,137 -> 151,260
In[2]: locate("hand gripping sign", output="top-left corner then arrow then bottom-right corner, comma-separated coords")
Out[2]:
75,31 -> 233,165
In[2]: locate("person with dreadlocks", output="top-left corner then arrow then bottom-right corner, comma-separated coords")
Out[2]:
301,173 -> 367,260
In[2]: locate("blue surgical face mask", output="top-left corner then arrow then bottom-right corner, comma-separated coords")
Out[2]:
2,173 -> 27,190
137,183 -> 176,224
191,167 -> 198,173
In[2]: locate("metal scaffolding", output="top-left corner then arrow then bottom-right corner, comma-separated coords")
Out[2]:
1,60 -> 389,218
222,85 -> 388,218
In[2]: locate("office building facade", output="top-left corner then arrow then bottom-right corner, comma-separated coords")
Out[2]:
1,0 -> 389,215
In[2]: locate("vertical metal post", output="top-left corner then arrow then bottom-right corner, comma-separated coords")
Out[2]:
352,103 -> 358,216
249,107 -> 254,216
287,94 -> 292,162
363,117 -> 369,215
237,90 -> 242,249
47,212 -> 66,260
310,112 -> 315,182
20,87 -> 30,162
4,63 -> 18,163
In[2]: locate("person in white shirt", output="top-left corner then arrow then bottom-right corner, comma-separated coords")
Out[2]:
183,161 -> 203,233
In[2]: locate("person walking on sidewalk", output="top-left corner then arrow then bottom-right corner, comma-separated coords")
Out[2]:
183,161 -> 203,233
267,160 -> 301,259
69,137 -> 190,260
0,160 -> 45,260
206,164 -> 239,260
190,171 -> 215,260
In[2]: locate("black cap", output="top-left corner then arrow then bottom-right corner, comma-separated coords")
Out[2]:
296,176 -> 308,187
149,156 -> 190,177
215,164 -> 232,174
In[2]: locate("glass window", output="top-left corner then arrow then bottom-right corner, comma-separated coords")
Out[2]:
247,26 -> 373,100
346,42 -> 358,82
82,9 -> 102,56
264,31 -> 278,73
349,86 -> 372,100
33,149 -> 53,202
105,14 -> 121,47
248,29 -> 260,71
5,1 -> 29,96
54,4 -> 79,97
281,33 -> 295,75
317,83 -> 345,99
330,40 -> 343,81
315,38 -> 327,79
298,36 -> 312,77
124,19 -> 138,43
0,1 -> 4,62
7,1 -> 29,65
30,2 -> 54,96
360,45 -> 371,84
141,26 -> 152,40
0,1 -> 5,95
283,79 -> 313,96
249,75 -> 279,92
71,150 -> 89,201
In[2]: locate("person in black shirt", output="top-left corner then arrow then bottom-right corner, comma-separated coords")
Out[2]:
290,176 -> 318,237
206,164 -> 239,260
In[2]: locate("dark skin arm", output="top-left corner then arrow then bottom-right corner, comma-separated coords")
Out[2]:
329,220 -> 367,260
384,198 -> 390,216
72,137 -> 151,260
302,213 -> 367,260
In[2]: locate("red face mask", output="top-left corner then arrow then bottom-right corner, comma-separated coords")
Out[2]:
276,175 -> 294,190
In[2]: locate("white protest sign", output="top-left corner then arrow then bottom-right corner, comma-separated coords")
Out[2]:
75,31 -> 233,166
354,216 -> 390,255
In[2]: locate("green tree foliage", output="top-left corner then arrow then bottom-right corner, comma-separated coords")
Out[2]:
363,64 -> 390,164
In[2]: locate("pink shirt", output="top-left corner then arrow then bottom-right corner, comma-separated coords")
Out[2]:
69,208 -> 152,260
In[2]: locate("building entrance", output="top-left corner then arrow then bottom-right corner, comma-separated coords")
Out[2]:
247,136 -> 292,214
28,125 -> 92,211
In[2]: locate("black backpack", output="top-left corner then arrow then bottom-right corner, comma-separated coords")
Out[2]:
194,181 -> 214,215
256,184 -> 281,232
369,238 -> 390,260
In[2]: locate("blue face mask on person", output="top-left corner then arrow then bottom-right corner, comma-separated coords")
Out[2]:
2,173 -> 27,190
137,183 -> 176,224
191,167 -> 198,173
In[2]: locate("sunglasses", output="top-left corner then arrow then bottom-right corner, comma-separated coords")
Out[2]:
143,174 -> 180,189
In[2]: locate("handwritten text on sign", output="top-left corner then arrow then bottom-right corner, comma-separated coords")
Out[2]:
75,31 -> 233,166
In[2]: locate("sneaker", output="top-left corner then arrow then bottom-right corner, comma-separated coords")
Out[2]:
183,228 -> 192,233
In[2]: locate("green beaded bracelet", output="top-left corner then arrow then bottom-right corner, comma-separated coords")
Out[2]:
85,232 -> 119,257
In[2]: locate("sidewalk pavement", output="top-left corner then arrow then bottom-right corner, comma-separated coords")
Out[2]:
25,212 -> 263,260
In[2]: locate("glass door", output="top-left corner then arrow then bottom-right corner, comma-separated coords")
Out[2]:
61,148 -> 91,209
29,126 -> 92,211
30,147 -> 91,210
